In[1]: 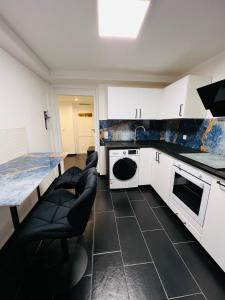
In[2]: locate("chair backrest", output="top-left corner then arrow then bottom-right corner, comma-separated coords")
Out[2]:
84,151 -> 98,171
67,167 -> 97,234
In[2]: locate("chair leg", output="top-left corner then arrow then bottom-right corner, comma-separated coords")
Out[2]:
60,238 -> 69,261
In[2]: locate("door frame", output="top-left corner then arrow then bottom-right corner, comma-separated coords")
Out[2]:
52,86 -> 99,171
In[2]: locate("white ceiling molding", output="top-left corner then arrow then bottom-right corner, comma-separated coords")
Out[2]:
51,70 -> 177,85
0,16 -> 50,81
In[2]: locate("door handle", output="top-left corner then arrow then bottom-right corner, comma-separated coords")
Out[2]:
135,109 -> 137,118
217,181 -> 225,188
139,109 -> 141,118
179,104 -> 183,117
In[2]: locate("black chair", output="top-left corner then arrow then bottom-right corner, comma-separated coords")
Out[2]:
17,167 -> 97,291
53,151 -> 98,190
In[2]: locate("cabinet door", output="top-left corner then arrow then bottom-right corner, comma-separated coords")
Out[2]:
202,179 -> 225,272
139,148 -> 153,185
151,150 -> 173,203
162,77 -> 188,119
139,88 -> 163,119
108,87 -> 138,119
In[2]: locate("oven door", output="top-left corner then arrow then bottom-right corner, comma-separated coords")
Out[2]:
170,165 -> 211,226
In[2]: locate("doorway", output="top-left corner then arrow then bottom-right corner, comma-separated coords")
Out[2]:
58,95 -> 95,156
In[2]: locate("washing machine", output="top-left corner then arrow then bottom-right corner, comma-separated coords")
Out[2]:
109,149 -> 139,189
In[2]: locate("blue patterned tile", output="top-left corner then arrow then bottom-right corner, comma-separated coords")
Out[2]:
99,117 -> 225,155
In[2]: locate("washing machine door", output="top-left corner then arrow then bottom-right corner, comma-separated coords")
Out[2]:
113,157 -> 137,180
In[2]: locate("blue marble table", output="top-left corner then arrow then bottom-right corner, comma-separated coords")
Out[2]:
0,152 -> 67,228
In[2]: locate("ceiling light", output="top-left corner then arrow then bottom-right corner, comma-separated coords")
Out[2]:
98,0 -> 150,39
74,98 -> 79,102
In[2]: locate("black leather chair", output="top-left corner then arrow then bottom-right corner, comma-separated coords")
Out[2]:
53,151 -> 98,190
18,167 -> 97,290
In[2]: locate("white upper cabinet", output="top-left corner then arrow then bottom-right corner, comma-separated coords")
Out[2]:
139,88 -> 163,119
107,86 -> 162,119
108,87 -> 139,119
162,75 -> 211,119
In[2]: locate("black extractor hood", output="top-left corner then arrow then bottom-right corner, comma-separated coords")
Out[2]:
197,79 -> 225,117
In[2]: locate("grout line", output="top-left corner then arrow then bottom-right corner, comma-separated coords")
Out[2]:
125,189 -> 170,300
142,228 -> 164,233
173,241 -> 196,245
93,250 -> 121,256
168,292 -> 203,299
129,199 -> 145,202
116,215 -> 135,219
110,191 -> 131,300
144,197 -> 208,300
95,210 -> 114,214
124,261 -> 153,267
83,274 -> 92,278
151,205 -> 168,208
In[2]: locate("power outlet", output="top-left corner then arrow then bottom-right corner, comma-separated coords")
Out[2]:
104,131 -> 108,139
183,134 -> 187,140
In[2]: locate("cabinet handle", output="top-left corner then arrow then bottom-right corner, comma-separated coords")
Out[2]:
158,153 -> 161,163
135,109 -> 137,118
179,104 -> 183,117
140,109 -> 142,118
155,152 -> 158,161
217,181 -> 225,188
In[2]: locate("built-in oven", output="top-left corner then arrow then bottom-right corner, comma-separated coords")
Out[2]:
170,161 -> 212,227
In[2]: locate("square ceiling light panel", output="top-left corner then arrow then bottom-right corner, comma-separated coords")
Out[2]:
98,0 -> 151,39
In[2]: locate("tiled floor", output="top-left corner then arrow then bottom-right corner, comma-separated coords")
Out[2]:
1,155 -> 225,300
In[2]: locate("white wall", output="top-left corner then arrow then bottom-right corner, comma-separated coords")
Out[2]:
0,48 -> 54,248
187,50 -> 225,83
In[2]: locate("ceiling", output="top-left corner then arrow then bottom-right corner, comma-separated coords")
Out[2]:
0,0 -> 225,76
58,95 -> 93,105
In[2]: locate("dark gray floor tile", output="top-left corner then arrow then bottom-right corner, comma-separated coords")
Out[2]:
54,276 -> 91,300
94,212 -> 120,254
80,221 -> 93,276
111,188 -> 126,193
111,191 -> 134,217
125,263 -> 167,300
92,252 -> 129,300
153,207 -> 194,243
97,176 -> 108,190
144,230 -> 200,298
131,201 -> 161,231
117,217 -> 151,265
95,190 -> 113,212
176,242 -> 225,300
126,188 -> 144,200
140,186 -> 166,207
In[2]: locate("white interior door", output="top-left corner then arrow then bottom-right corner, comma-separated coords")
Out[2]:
59,102 -> 76,154
74,104 -> 95,154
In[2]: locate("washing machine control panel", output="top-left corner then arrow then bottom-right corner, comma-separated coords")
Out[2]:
110,149 -> 139,157
128,149 -> 138,155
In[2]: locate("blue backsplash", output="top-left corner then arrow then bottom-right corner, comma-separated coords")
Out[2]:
99,118 -> 225,155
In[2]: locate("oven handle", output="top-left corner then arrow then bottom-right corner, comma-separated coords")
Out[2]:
217,181 -> 225,188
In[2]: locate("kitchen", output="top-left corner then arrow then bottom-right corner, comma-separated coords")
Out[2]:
0,1 -> 225,300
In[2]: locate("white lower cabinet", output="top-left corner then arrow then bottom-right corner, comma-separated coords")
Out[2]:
202,178 -> 225,272
139,148 -> 153,185
151,149 -> 173,204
